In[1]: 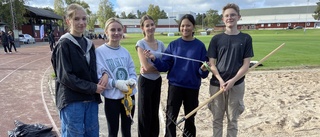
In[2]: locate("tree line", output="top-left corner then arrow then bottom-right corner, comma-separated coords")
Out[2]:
1,0 -> 320,32
0,0 -> 223,31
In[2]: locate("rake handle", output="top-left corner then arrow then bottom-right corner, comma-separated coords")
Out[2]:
176,89 -> 224,125
249,43 -> 285,71
178,43 -> 286,124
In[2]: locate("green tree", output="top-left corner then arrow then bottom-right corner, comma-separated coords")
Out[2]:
196,13 -> 206,26
120,11 -> 127,19
54,0 -> 65,16
136,10 -> 147,19
147,4 -> 162,25
42,7 -> 54,12
65,0 -> 74,4
127,12 -> 137,19
204,9 -> 220,28
87,14 -> 97,31
0,0 -> 27,30
96,0 -> 116,29
313,1 -> 320,20
54,0 -> 65,29
65,0 -> 91,15
159,10 -> 168,19
137,10 -> 142,18
78,1 -> 91,15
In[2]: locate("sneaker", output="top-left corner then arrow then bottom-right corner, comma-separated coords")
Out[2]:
9,52 -> 12,54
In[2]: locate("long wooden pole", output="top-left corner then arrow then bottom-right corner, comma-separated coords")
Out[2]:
176,43 -> 286,125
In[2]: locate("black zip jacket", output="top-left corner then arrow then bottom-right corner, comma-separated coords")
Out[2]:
51,33 -> 102,110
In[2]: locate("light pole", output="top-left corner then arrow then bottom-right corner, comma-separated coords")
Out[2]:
304,0 -> 309,33
10,0 -> 20,47
202,13 -> 204,30
169,13 -> 170,33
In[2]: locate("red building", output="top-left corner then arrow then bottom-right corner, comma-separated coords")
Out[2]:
22,6 -> 63,42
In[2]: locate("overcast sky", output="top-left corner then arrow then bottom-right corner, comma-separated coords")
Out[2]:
25,0 -> 318,15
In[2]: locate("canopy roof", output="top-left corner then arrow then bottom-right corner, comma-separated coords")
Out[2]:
25,6 -> 62,20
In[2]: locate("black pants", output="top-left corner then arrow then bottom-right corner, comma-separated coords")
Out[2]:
104,95 -> 135,137
165,85 -> 199,137
3,43 -> 11,53
49,41 -> 55,51
138,76 -> 162,137
10,42 -> 17,52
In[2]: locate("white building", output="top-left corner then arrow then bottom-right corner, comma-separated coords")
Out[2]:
93,11 -> 196,34
167,11 -> 197,20
116,18 -> 179,33
215,5 -> 320,30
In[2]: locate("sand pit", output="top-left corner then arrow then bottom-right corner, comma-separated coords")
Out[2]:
159,68 -> 320,137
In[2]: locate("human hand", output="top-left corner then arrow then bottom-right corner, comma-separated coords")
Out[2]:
223,79 -> 236,92
126,78 -> 136,86
143,50 -> 155,61
218,80 -> 226,92
140,66 -> 146,74
115,80 -> 129,92
96,84 -> 106,94
98,73 -> 108,87
201,61 -> 211,72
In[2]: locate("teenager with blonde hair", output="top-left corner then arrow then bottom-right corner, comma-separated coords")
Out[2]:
51,3 -> 105,137
96,17 -> 137,137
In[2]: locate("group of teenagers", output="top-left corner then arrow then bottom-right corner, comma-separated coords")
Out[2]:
51,2 -> 254,137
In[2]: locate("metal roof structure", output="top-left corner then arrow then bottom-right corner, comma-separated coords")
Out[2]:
241,5 -> 317,16
238,5 -> 319,25
24,6 -> 63,20
119,18 -> 178,26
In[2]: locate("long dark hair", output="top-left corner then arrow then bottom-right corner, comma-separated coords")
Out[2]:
178,14 -> 195,32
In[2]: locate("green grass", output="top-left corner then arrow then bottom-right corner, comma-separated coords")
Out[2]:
120,29 -> 320,74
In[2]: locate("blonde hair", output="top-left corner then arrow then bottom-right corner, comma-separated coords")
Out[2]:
222,3 -> 240,16
64,3 -> 87,32
104,17 -> 123,31
65,3 -> 87,25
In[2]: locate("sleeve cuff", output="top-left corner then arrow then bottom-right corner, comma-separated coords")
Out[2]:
112,79 -> 115,87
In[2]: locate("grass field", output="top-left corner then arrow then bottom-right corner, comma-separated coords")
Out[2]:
119,29 -> 320,74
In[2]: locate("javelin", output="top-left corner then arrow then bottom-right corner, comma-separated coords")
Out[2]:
175,43 -> 286,125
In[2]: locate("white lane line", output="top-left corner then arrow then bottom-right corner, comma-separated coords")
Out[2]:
41,65 -> 59,135
0,55 -> 37,66
0,56 -> 49,83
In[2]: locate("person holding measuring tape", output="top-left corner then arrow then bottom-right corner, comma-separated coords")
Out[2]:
144,14 -> 209,137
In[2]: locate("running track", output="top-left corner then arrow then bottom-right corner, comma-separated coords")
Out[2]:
0,43 -> 60,136
0,39 -> 160,136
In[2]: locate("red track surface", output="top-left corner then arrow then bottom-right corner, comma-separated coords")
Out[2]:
0,39 -> 106,136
